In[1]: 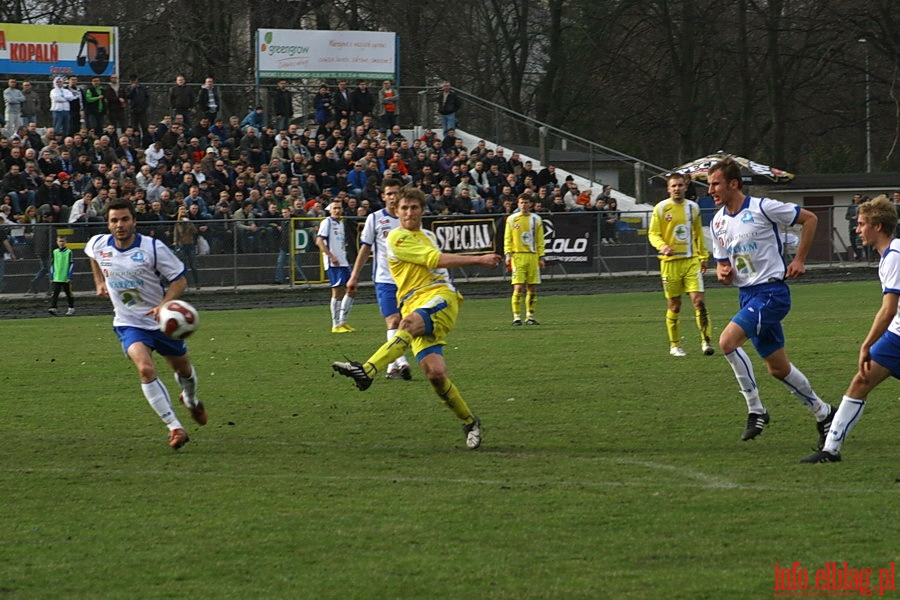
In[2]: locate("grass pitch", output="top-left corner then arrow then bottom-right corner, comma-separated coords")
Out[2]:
2,281 -> 898,599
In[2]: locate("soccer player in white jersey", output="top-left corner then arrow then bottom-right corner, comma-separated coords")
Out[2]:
803,195 -> 897,463
85,200 -> 206,450
708,158 -> 834,447
347,178 -> 412,379
316,201 -> 355,333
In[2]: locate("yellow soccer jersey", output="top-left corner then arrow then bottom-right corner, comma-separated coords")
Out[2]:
504,212 -> 546,256
647,198 -> 707,262
387,226 -> 457,305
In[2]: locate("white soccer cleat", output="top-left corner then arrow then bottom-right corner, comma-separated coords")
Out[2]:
669,346 -> 687,357
463,417 -> 482,449
702,342 -> 714,356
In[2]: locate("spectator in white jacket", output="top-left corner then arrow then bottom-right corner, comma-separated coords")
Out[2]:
49,77 -> 77,138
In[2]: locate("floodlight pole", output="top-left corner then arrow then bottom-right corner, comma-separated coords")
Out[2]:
859,37 -> 872,173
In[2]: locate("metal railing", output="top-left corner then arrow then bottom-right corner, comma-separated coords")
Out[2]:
0,205 -> 864,296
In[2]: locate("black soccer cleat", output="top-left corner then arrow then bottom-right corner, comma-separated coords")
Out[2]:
741,411 -> 770,441
525,318 -> 540,325
817,405 -> 836,450
512,319 -> 523,326
332,360 -> 373,391
399,364 -> 412,380
800,449 -> 841,464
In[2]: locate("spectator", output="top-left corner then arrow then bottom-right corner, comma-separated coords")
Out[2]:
232,199 -> 259,252
332,80 -> 353,121
83,77 -> 106,135
437,81 -> 461,132
49,77 -> 76,138
20,81 -> 40,127
66,76 -> 82,136
2,163 -> 32,214
350,81 -> 375,125
239,127 -> 263,169
313,86 -> 333,126
207,197 -> 234,254
27,208 -> 54,294
4,78 -> 26,136
173,206 -> 200,286
0,216 -> 17,292
102,75 -> 127,134
273,79 -> 293,132
169,75 -> 194,129
196,77 -> 220,124
845,193 -> 863,261
377,80 -> 398,132
601,198 -> 621,244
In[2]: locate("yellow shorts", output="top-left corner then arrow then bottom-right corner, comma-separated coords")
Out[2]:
660,258 -> 705,298
510,253 -> 541,285
401,286 -> 461,359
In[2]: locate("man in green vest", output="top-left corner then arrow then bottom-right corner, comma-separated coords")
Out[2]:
48,235 -> 75,316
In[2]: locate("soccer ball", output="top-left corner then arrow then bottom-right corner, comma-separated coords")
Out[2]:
157,300 -> 199,340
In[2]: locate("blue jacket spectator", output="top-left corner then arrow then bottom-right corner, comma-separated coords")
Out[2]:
240,106 -> 266,133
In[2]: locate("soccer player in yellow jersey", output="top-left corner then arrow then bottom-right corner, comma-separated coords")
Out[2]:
332,187 -> 502,449
504,193 -> 546,325
648,172 -> 714,357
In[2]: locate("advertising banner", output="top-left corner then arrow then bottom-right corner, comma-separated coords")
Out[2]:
541,214 -> 595,264
429,218 -> 498,254
0,23 -> 118,77
257,29 -> 396,80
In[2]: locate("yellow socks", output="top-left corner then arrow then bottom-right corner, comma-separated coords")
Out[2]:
666,309 -> 680,346
364,329 -> 413,377
432,378 -> 474,422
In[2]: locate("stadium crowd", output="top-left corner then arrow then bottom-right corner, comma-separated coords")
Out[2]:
1,75 -> 621,261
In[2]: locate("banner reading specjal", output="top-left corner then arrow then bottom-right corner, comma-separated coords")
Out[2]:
0,23 -> 118,77
257,29 -> 396,80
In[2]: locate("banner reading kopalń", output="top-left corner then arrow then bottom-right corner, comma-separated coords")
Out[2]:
257,29 -> 396,80
0,23 -> 118,77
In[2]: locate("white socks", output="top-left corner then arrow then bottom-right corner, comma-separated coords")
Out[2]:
331,296 -> 354,327
142,378 -> 182,430
175,365 -> 198,404
340,295 -> 354,325
725,348 -> 764,413
822,396 -> 866,453
780,364 -> 830,420
331,298 -> 341,327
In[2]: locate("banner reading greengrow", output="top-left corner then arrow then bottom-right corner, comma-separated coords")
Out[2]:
256,29 -> 396,80
0,23 -> 118,77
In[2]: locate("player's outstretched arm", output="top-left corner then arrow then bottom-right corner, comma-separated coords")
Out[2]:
437,253 -> 502,269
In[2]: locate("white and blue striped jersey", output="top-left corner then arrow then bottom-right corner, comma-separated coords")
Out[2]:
359,208 -> 400,284
710,196 -> 800,288
84,233 -> 186,329
878,238 -> 900,337
316,216 -> 349,270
